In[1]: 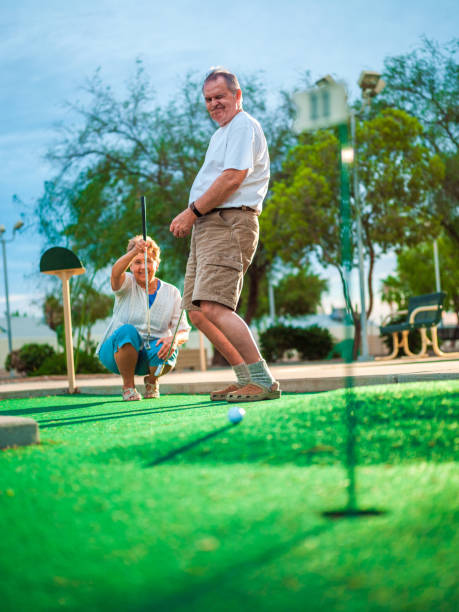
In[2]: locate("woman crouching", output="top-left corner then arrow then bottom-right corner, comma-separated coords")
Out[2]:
96,236 -> 190,401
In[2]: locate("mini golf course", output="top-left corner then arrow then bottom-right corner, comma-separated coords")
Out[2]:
0,381 -> 458,611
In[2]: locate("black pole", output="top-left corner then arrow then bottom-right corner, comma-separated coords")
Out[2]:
140,196 -> 147,240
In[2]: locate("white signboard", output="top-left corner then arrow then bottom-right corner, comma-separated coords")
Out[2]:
293,82 -> 349,133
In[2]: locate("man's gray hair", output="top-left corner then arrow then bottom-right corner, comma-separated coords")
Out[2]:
203,67 -> 241,96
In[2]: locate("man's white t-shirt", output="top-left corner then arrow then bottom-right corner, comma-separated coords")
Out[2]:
189,111 -> 270,213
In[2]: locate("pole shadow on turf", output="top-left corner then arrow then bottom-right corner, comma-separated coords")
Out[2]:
322,123 -> 384,519
38,400 -> 217,429
146,424 -> 234,467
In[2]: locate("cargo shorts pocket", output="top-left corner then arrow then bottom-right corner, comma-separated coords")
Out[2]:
193,255 -> 244,310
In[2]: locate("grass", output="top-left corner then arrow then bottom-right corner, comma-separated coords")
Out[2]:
0,381 -> 458,611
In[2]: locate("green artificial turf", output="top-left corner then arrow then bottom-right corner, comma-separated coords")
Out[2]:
0,381 -> 458,611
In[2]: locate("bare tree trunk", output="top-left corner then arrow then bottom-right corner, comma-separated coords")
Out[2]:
353,317 -> 361,361
244,263 -> 264,325
366,244 -> 376,320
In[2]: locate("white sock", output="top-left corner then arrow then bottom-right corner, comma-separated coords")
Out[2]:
247,359 -> 275,388
233,363 -> 250,386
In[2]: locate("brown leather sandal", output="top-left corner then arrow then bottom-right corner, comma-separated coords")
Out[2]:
226,381 -> 281,403
210,383 -> 244,401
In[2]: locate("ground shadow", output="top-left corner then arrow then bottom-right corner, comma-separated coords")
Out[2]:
96,397 -> 459,468
145,424 -> 234,466
0,399 -> 120,417
38,400 -> 220,429
138,522 -> 331,611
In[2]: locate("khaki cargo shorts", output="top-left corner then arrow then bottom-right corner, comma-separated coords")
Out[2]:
182,208 -> 259,311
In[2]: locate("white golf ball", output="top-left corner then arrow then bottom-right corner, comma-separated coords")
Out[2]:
227,406 -> 246,424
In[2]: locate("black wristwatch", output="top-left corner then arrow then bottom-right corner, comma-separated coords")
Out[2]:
190,201 -> 203,217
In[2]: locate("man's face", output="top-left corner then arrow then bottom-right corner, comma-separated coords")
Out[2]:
203,76 -> 241,127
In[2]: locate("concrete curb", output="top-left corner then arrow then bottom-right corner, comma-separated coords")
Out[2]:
1,371 -> 458,398
0,416 -> 40,449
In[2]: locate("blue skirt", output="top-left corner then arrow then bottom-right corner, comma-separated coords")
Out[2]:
98,324 -> 178,376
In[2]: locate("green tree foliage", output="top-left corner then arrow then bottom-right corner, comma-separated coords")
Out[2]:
381,232 -> 459,318
36,63 -> 295,322
264,109 -> 443,354
43,277 -> 113,355
274,267 -> 328,318
380,38 -> 459,248
381,37 -> 458,153
237,264 -> 327,321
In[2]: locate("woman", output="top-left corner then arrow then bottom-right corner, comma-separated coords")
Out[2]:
97,235 -> 190,401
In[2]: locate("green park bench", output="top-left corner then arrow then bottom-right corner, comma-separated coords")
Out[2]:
378,292 -> 450,360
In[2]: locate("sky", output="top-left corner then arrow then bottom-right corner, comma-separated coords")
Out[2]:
0,0 -> 457,323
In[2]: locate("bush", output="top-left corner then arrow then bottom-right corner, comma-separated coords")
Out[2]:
5,343 -> 56,375
260,323 -> 334,362
293,325 -> 334,360
34,351 -> 109,376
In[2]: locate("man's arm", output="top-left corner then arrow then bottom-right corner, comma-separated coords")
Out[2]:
170,168 -> 248,238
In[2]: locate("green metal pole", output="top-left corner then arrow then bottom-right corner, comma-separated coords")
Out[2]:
338,122 -> 357,513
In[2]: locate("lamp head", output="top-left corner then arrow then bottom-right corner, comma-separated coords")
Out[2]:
358,71 -> 386,98
0,225 -> 5,237
13,220 -> 24,232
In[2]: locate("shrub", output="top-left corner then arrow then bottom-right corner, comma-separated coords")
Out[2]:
34,351 -> 109,376
75,351 -> 109,374
5,343 -> 56,375
260,323 -> 334,362
293,325 -> 334,360
259,324 -> 293,362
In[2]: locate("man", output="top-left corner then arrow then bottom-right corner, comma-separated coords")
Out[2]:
170,67 -> 280,403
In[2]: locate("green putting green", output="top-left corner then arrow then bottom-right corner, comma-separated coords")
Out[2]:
0,381 -> 458,611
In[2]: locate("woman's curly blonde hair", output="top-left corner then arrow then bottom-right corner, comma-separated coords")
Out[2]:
127,235 -> 161,264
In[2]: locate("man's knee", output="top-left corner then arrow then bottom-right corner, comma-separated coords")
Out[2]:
200,301 -> 230,321
189,310 -> 206,327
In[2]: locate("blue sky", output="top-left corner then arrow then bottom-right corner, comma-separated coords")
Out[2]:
1,0 -> 458,320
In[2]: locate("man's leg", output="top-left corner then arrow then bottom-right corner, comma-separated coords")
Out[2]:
199,300 -> 280,402
189,309 -> 252,400
184,211 -> 279,400
198,301 -> 260,364
189,310 -> 244,365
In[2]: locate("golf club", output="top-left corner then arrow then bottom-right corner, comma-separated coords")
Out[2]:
140,196 -> 151,349
154,309 -> 184,376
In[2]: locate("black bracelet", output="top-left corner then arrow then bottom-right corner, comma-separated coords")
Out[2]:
190,201 -> 203,217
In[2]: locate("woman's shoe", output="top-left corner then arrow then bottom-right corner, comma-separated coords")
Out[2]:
144,376 -> 160,399
122,387 -> 142,401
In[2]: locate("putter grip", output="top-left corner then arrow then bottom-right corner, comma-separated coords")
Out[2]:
140,196 -> 147,240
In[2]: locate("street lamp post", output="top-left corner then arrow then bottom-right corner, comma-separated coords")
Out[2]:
353,71 -> 386,361
350,110 -> 370,361
0,221 -> 24,373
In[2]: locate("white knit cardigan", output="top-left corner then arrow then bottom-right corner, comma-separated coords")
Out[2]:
96,273 -> 190,354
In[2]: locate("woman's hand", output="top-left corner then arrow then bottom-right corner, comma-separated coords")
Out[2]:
156,336 -> 176,360
129,238 -> 149,255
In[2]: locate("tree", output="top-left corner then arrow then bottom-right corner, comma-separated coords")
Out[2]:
380,38 -> 459,248
43,277 -> 113,356
380,37 -> 458,154
36,63 -> 295,322
237,264 -> 328,321
264,109 -> 444,356
273,267 -> 328,318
